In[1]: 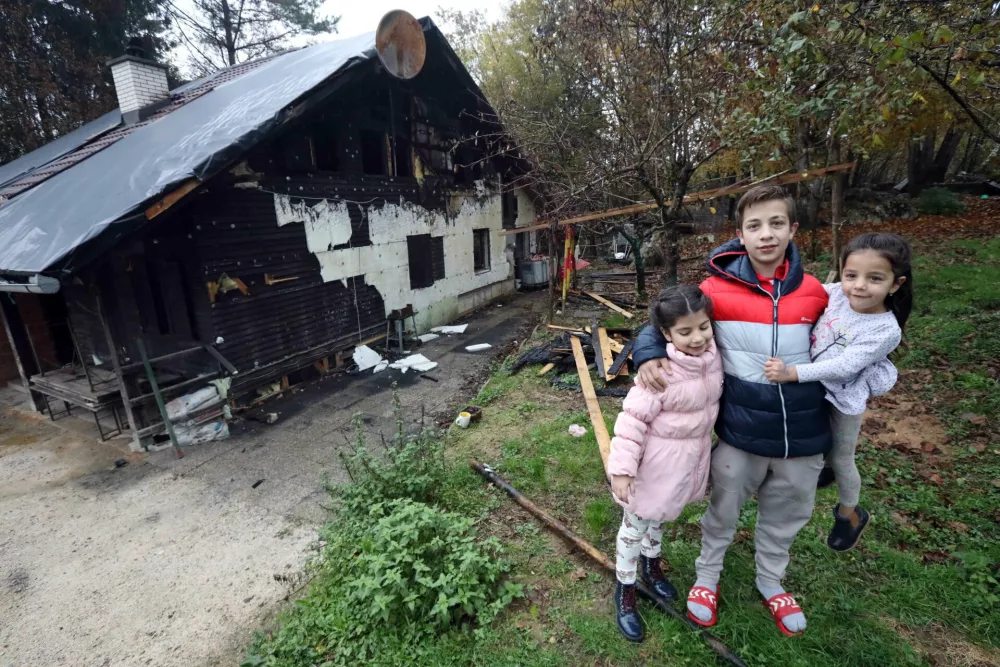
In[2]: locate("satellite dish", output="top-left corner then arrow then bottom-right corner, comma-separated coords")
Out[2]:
375,10 -> 426,79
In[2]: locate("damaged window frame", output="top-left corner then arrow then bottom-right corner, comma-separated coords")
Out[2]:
473,228 -> 490,274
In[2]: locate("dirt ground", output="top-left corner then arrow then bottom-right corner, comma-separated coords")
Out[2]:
0,294 -> 541,667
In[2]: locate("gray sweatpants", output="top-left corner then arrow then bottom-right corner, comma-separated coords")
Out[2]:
695,441 -> 824,588
829,407 -> 865,508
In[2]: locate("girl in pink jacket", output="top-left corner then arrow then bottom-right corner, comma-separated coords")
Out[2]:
607,285 -> 723,643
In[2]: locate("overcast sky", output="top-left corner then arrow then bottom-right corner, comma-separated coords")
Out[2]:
169,2 -> 507,76
326,1 -> 507,38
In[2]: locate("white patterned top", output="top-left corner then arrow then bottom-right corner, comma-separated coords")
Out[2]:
795,283 -> 902,416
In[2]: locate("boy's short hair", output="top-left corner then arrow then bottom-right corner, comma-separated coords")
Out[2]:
736,185 -> 796,229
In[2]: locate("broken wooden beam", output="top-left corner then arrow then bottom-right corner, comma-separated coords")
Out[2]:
608,339 -> 635,378
547,324 -> 586,334
145,178 -> 201,219
538,362 -> 556,375
590,319 -> 606,381
570,336 -> 612,470
583,291 -> 634,319
597,327 -> 616,381
498,162 -> 856,237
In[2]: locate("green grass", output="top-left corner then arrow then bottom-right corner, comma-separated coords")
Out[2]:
248,236 -> 1000,667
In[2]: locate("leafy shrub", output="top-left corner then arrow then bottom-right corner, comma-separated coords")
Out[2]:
916,187 -> 967,215
244,387 -> 522,666
332,388 -> 446,512
244,499 -> 522,666
957,551 -> 1000,611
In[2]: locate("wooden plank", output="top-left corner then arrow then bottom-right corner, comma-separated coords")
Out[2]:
145,178 -> 201,219
498,161 -> 857,237
583,291 -> 634,319
597,328 -> 616,381
606,338 -> 624,354
538,362 -> 556,376
608,339 -> 635,377
570,337 -> 612,471
547,324 -> 586,333
590,320 -> 606,381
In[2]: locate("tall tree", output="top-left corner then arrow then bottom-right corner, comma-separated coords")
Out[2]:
449,0 -> 738,286
0,0 -> 172,165
166,0 -> 339,73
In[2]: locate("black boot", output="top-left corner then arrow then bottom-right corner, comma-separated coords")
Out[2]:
827,505 -> 870,552
614,581 -> 644,642
640,555 -> 678,600
817,466 -> 836,489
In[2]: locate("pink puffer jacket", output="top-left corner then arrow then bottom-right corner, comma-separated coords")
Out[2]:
607,340 -> 724,522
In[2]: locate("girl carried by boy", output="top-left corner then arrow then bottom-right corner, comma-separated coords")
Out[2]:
764,231 -> 913,552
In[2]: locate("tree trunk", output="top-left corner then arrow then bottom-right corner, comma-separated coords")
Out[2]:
795,117 -> 812,227
849,150 -> 862,188
907,137 -> 924,197
660,162 -> 695,286
959,134 -> 979,173
830,134 -> 844,280
625,233 -> 646,296
726,173 -> 737,222
928,127 -> 962,183
221,0 -> 237,65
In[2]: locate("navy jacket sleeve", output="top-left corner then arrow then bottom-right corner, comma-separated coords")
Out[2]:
630,325 -> 668,368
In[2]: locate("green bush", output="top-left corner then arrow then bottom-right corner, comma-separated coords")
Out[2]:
244,387 -> 522,667
916,187 -> 967,215
244,499 -> 522,666
332,389 -> 446,512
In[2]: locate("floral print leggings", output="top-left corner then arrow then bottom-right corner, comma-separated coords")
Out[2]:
615,511 -> 664,584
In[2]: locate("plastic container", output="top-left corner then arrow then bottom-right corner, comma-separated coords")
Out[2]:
519,259 -> 549,288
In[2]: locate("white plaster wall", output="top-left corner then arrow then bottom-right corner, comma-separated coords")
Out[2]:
274,187 -> 537,331
274,196 -> 353,252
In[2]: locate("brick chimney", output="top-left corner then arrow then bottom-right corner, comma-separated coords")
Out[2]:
108,37 -> 169,116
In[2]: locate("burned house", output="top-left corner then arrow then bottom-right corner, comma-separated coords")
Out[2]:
0,17 -> 539,450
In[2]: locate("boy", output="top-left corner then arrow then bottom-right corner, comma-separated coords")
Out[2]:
631,185 -> 831,636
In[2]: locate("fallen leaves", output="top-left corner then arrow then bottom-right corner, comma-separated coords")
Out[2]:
946,521 -> 969,533
960,412 -> 988,425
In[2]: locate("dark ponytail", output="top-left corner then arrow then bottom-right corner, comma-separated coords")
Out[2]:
649,285 -> 713,331
841,232 -> 913,330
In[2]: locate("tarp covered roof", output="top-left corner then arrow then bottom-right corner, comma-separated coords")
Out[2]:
0,24 -> 427,276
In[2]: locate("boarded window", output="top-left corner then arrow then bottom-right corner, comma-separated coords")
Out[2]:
137,260 -> 194,338
407,235 -> 434,289
501,190 -> 519,229
393,134 -> 413,178
431,237 -> 445,281
361,129 -> 387,175
430,149 -> 451,172
313,123 -> 340,171
281,131 -> 315,172
473,229 -> 490,273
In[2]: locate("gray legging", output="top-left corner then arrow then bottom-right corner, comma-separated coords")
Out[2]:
829,407 -> 864,508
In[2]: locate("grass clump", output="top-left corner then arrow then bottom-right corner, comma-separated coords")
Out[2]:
915,187 -> 967,215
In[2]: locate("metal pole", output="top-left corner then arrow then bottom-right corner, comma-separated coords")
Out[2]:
136,338 -> 184,459
470,459 -> 748,667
